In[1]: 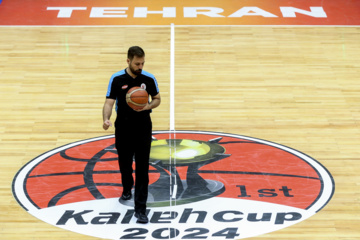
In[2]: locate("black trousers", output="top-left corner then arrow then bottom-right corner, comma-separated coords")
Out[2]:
115,115 -> 152,214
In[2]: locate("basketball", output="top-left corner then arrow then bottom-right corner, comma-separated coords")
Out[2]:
126,86 -> 149,110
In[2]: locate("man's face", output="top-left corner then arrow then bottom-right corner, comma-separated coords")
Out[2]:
128,56 -> 145,76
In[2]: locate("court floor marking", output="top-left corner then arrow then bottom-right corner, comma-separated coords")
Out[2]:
169,23 -> 178,207
1,25 -> 359,27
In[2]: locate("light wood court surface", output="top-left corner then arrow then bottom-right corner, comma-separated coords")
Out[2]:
1,26 -> 359,239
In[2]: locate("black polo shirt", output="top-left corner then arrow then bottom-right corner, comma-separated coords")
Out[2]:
106,69 -> 159,121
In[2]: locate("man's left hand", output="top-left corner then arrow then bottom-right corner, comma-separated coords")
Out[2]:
135,103 -> 151,112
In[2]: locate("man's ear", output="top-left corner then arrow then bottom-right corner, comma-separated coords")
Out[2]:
127,58 -> 130,64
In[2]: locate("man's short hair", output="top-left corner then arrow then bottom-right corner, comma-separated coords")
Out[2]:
128,46 -> 145,60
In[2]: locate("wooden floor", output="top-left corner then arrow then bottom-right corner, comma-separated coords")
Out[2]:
1,26 -> 360,239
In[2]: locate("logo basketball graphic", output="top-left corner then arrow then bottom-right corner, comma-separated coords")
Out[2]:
12,131 -> 335,239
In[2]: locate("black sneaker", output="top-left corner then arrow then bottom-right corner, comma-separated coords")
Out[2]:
134,212 -> 148,224
120,191 -> 132,201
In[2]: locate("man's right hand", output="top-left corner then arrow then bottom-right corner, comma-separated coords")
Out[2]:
103,120 -> 112,130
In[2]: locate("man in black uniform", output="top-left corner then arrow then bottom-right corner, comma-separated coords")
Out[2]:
102,46 -> 161,224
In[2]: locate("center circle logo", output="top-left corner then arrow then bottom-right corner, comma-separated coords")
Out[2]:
12,130 -> 335,239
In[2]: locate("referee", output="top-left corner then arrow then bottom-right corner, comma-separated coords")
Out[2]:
102,46 -> 161,224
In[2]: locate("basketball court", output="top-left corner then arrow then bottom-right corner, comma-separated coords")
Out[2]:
0,0 -> 359,239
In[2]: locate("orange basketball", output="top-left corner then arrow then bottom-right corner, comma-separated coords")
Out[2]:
126,87 -> 149,110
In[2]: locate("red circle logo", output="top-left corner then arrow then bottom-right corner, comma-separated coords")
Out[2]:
13,131 -> 334,239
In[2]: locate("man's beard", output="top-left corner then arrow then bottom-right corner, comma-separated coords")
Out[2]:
129,65 -> 142,75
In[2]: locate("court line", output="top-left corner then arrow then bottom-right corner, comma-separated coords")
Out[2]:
169,23 -> 178,207
175,25 -> 360,27
170,23 -> 175,132
0,25 -> 359,27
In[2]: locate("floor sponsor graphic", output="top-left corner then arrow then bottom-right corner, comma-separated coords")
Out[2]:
12,131 -> 335,239
0,0 -> 359,25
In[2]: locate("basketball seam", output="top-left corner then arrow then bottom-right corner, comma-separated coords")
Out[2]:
127,99 -> 147,107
